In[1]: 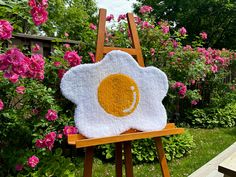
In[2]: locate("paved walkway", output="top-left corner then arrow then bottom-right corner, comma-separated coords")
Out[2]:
189,142 -> 236,177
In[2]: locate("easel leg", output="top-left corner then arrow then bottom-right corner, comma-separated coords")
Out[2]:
83,146 -> 94,177
124,141 -> 134,177
115,142 -> 123,177
154,137 -> 170,177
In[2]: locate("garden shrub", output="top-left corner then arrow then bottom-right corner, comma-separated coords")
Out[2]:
97,131 -> 194,164
186,103 -> 236,128
16,148 -> 82,177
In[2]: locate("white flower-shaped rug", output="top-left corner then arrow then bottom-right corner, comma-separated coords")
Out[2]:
61,50 -> 168,138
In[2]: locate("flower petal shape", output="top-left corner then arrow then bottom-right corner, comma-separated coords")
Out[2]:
61,50 -> 168,138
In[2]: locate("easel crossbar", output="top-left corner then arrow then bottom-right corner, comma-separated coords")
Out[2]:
103,47 -> 137,55
68,123 -> 184,148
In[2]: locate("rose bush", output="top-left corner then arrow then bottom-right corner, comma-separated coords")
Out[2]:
0,2 -> 236,176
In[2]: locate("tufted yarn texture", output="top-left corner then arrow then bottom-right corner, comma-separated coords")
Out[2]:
97,73 -> 140,117
60,50 -> 169,138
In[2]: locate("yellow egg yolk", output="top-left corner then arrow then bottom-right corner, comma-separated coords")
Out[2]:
98,74 -> 140,117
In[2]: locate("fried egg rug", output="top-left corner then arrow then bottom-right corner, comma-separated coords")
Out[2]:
60,50 -> 168,138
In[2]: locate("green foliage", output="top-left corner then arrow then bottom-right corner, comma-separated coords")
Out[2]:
97,131 -> 194,164
45,0 -> 97,40
16,149 -> 81,177
186,103 -> 236,128
0,78 -> 58,140
134,0 -> 236,49
0,0 -> 36,33
209,87 -> 236,108
0,60 -> 74,175
0,0 -> 97,40
163,132 -> 194,161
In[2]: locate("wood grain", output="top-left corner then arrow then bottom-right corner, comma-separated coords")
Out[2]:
127,13 -> 144,67
154,137 -> 171,177
74,127 -> 184,148
115,142 -> 123,177
83,146 -> 94,177
103,47 -> 137,55
94,9 -> 145,67
67,123 -> 178,145
124,141 -> 134,177
218,152 -> 236,177
95,8 -> 106,62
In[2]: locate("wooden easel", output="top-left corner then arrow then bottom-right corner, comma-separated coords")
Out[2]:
68,9 -> 184,177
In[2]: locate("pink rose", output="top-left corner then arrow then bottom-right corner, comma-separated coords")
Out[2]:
200,32 -> 207,40
118,14 -> 126,22
5,48 -> 27,72
63,126 -> 77,136
189,80 -> 196,85
215,56 -> 225,64
29,54 -> 45,71
172,40 -> 178,48
169,52 -> 175,57
15,164 -> 24,171
35,132 -> 57,150
44,132 -> 56,150
35,139 -> 46,148
127,29 -> 131,37
0,53 -> 8,70
27,54 -> 45,80
197,47 -> 205,53
32,109 -> 39,115
191,100 -> 198,105
0,48 -> 29,81
33,43 -> 40,52
30,6 -> 48,26
211,64 -> 218,73
0,99 -> 4,111
64,51 -> 82,67
172,82 -> 187,97
89,23 -> 97,30
64,32 -> 69,37
28,0 -> 48,8
63,44 -> 70,48
57,133 -> 63,139
27,155 -> 39,168
161,25 -> 169,34
28,0 -> 36,7
172,82 -> 184,89
16,86 -> 26,94
37,71 -> 44,80
0,20 -> 13,40
41,0 -> 48,8
9,74 -> 19,83
106,14 -> 114,22
88,52 -> 95,63
150,48 -> 155,56
141,21 -> 154,29
58,69 -> 66,79
178,85 -> 187,97
205,57 -> 212,65
53,61 -> 61,67
179,27 -> 187,36
183,45 -> 192,51
45,109 -> 58,121
134,16 -> 142,25
139,5 -> 153,14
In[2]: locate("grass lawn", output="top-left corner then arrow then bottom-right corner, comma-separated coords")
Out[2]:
75,127 -> 236,177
